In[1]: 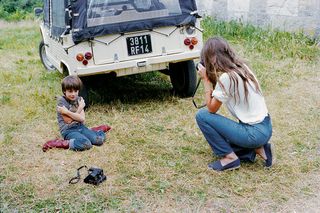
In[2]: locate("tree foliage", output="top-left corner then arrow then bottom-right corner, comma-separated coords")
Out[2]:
0,0 -> 43,21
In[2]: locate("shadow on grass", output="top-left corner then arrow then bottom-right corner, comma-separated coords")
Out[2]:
82,72 -> 173,105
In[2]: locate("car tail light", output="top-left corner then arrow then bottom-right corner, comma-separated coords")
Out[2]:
191,37 -> 198,45
184,38 -> 191,46
76,53 -> 84,62
184,37 -> 198,50
82,60 -> 88,65
85,52 -> 92,60
76,52 -> 92,66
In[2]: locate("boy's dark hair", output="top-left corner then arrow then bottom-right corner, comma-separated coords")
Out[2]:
61,75 -> 82,93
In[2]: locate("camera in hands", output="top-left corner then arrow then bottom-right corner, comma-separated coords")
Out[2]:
192,60 -> 207,109
196,61 -> 204,71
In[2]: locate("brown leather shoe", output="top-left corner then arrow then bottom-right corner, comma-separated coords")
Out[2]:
91,125 -> 112,133
42,139 -> 69,152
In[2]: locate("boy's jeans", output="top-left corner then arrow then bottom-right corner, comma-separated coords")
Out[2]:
195,109 -> 272,161
62,123 -> 106,151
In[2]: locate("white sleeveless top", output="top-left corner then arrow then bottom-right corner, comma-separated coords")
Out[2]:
212,71 -> 268,124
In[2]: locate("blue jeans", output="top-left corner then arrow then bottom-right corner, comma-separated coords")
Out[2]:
61,123 -> 106,151
195,109 -> 272,161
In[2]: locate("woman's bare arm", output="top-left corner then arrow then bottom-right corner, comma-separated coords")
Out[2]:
203,79 -> 222,113
197,63 -> 222,113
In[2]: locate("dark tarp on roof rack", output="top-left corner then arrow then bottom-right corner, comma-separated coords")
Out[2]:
50,0 -> 69,38
70,0 -> 199,43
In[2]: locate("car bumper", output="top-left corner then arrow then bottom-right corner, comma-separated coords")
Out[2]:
73,50 -> 201,77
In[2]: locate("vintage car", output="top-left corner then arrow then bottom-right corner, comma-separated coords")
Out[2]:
35,0 -> 203,100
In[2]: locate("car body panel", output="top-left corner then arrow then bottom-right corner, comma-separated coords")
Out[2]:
38,0 -> 203,78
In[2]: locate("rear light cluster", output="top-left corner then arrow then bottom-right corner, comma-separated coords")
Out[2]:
184,37 -> 198,50
76,52 -> 92,66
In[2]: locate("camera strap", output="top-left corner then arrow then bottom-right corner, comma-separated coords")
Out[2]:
192,79 -> 206,109
69,165 -> 88,184
192,78 -> 202,98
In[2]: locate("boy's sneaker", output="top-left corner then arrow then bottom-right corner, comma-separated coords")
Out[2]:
42,139 -> 69,152
91,125 -> 112,133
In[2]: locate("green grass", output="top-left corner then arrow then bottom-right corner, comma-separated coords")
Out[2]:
0,18 -> 319,212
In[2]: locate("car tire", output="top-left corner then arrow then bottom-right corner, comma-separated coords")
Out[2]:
39,40 -> 56,71
169,60 -> 197,97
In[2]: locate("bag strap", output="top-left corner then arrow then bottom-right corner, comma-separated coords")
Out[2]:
69,165 -> 88,184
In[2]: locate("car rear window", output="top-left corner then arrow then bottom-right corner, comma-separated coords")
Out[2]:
87,0 -> 182,27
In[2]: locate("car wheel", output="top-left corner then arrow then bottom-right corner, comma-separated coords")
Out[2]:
39,40 -> 56,71
169,60 -> 197,97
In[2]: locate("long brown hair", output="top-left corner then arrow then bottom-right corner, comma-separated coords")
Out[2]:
201,37 -> 261,103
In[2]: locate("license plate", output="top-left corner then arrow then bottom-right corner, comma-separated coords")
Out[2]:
126,34 -> 152,56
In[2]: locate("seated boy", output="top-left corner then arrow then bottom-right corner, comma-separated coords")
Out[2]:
43,76 -> 111,152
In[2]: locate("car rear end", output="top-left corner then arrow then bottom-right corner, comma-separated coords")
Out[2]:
68,25 -> 202,77
66,0 -> 203,77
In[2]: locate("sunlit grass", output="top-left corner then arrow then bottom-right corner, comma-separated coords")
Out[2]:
0,19 -> 319,212
202,16 -> 318,61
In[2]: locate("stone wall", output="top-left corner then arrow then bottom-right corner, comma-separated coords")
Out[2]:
196,0 -> 320,38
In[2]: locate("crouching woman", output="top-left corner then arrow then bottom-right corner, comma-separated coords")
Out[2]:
195,37 -> 274,172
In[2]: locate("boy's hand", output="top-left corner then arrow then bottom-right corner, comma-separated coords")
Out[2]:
57,105 -> 69,115
57,103 -> 85,123
78,97 -> 86,109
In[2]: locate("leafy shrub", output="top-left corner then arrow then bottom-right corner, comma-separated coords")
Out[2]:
0,0 -> 42,21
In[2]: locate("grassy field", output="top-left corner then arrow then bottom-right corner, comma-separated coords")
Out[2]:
0,18 -> 319,212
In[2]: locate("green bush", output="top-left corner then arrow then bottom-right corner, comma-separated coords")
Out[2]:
0,0 -> 42,21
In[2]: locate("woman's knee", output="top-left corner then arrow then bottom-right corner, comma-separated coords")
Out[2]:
196,108 -> 219,125
195,108 -> 209,124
